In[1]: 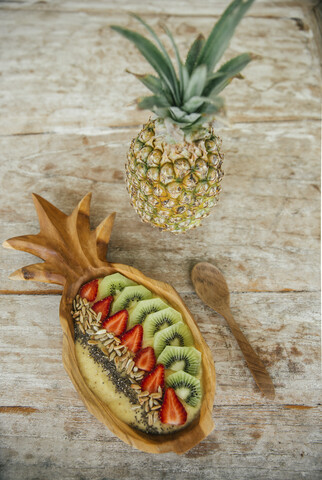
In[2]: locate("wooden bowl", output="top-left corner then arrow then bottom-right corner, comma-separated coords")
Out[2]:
3,193 -> 216,454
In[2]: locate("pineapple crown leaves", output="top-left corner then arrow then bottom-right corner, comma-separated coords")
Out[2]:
111,0 -> 256,133
3,193 -> 116,286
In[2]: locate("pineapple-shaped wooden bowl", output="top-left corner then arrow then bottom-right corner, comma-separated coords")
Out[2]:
3,193 -> 215,454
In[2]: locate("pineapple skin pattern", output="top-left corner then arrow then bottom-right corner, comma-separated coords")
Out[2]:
126,118 -> 224,233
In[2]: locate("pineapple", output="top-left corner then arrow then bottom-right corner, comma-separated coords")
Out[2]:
111,0 -> 255,233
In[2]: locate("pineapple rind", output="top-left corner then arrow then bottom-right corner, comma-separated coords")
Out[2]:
126,119 -> 224,233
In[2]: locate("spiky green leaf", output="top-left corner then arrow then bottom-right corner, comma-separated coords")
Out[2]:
197,96 -> 224,113
110,25 -> 179,103
161,23 -> 184,101
137,95 -> 170,110
128,72 -> 163,95
197,0 -> 255,72
203,52 -> 253,96
184,64 -> 207,102
185,34 -> 205,75
129,14 -> 181,102
183,94 -> 224,113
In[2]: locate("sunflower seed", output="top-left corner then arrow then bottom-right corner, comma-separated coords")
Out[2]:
153,411 -> 159,423
92,325 -> 99,332
114,345 -> 123,351
96,312 -> 102,322
107,333 -> 115,339
145,402 -> 150,413
151,404 -> 161,411
86,329 -> 95,335
150,393 -> 162,399
96,329 -> 107,335
110,351 -> 116,361
149,397 -> 154,409
79,323 -> 85,334
88,339 -> 98,345
114,337 -> 121,345
108,344 -> 115,353
73,311 -> 80,318
131,383 -> 141,390
104,338 -> 114,346
133,366 -> 138,372
115,349 -> 123,357
101,346 -> 109,356
153,398 -> 161,405
158,386 -> 162,394
148,412 -> 153,426
132,405 -> 141,411
139,391 -> 149,398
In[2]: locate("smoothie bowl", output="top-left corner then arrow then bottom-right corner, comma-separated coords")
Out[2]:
3,193 -> 215,454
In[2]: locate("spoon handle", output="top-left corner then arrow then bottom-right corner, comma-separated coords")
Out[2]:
223,308 -> 275,399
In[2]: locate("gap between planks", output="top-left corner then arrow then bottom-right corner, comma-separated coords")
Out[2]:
0,118 -> 320,139
0,288 -> 318,296
0,4 -> 318,20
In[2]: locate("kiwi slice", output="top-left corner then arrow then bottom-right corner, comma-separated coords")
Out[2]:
157,346 -> 201,376
154,322 -> 194,357
128,298 -> 168,328
111,285 -> 152,314
98,273 -> 137,299
166,370 -> 202,407
143,307 -> 183,342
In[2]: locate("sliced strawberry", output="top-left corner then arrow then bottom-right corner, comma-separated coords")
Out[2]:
134,347 -> 156,372
141,364 -> 164,394
80,279 -> 98,302
102,309 -> 128,336
121,325 -> 143,354
92,296 -> 113,321
159,387 -> 187,425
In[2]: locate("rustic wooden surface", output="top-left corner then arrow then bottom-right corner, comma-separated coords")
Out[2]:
0,0 -> 321,478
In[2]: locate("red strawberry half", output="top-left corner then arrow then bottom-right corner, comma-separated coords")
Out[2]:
80,279 -> 98,302
121,325 -> 143,353
92,296 -> 113,321
134,347 -> 156,372
159,387 -> 187,425
141,364 -> 164,394
102,309 -> 128,336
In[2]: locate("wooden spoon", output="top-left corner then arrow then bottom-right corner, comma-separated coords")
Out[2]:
191,262 -> 275,400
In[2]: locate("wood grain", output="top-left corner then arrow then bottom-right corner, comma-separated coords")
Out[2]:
0,0 -> 320,477
0,4 -> 320,135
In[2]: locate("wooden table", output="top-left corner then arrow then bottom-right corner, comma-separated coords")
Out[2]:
0,1 -> 321,478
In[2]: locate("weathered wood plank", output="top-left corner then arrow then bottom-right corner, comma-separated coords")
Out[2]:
0,6 -> 320,135
1,122 -> 319,292
0,293 -> 320,479
0,0 -> 318,17
0,0 -> 320,477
